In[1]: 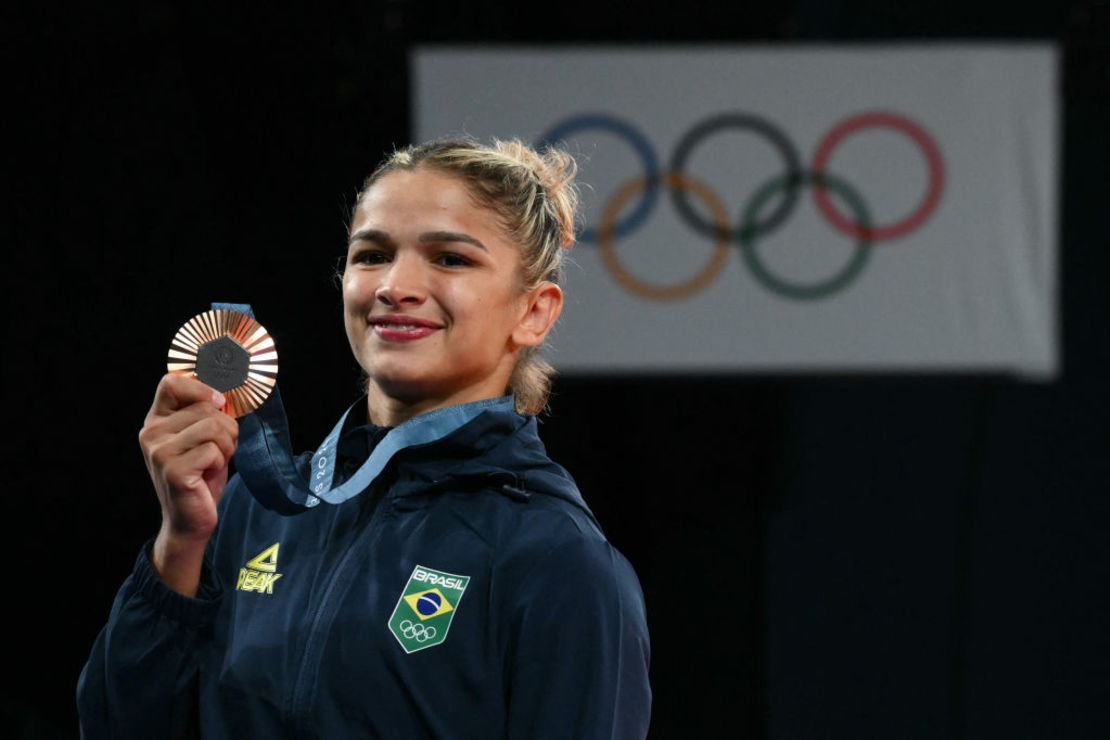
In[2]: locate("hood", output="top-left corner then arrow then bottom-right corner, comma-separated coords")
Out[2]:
384,404 -> 598,526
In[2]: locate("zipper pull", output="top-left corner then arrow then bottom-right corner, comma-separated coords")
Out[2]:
499,484 -> 531,502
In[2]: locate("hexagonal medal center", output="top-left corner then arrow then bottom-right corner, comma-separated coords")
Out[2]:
195,336 -> 250,392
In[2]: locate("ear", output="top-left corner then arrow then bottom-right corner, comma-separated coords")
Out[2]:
512,281 -> 563,348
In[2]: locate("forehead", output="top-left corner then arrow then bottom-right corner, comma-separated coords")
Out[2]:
351,167 -> 503,235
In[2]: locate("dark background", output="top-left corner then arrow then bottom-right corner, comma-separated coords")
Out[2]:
7,1 -> 1109,737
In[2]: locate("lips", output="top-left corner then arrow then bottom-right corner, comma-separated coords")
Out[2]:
369,315 -> 443,342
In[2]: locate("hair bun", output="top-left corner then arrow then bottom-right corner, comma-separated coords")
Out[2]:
496,140 -> 579,249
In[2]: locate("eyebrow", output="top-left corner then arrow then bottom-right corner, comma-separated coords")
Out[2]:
348,228 -> 488,253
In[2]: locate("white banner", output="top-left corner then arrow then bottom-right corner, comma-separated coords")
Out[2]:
414,46 -> 1058,377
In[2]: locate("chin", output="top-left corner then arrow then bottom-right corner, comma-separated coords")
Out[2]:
365,368 -> 443,401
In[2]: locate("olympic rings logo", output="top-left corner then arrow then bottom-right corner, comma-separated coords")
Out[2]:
537,111 -> 945,301
399,620 -> 438,642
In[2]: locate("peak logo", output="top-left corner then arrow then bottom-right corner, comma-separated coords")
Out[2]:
237,543 -> 283,595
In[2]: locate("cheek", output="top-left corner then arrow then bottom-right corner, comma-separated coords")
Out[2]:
343,273 -> 372,312
478,287 -> 526,343
444,282 -> 508,330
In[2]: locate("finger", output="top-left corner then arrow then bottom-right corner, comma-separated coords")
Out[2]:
139,404 -> 238,464
161,443 -> 225,536
149,373 -> 226,419
204,464 -> 230,505
145,400 -> 239,440
162,441 -> 230,498
162,415 -> 238,464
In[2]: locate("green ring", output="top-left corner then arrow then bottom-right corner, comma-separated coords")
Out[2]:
739,171 -> 873,300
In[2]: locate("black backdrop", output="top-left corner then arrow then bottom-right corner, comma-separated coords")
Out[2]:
7,2 -> 1109,738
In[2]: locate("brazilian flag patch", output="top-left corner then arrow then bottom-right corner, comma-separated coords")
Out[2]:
388,564 -> 470,653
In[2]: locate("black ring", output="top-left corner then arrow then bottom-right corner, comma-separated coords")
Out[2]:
739,171 -> 873,301
668,113 -> 803,243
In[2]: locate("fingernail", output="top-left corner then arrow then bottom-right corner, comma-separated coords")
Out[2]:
212,390 -> 225,407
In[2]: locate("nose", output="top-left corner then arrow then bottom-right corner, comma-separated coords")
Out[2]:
375,252 -> 427,308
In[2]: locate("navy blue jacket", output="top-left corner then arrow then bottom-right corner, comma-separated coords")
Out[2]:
77,404 -> 651,738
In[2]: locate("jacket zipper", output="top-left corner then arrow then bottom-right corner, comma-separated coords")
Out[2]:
284,497 -> 392,738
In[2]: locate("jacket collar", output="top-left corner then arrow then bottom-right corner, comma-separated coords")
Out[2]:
337,396 -> 598,524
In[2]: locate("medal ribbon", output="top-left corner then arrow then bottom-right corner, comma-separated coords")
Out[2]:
216,303 -> 514,515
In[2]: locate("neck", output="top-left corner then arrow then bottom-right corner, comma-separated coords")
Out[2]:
365,382 -> 511,427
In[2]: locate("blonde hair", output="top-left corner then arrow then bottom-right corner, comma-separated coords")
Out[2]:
354,136 -> 579,415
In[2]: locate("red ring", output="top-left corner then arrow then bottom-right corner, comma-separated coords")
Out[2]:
811,111 -> 944,242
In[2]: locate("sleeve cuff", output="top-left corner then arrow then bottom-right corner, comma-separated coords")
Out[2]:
130,539 -> 224,628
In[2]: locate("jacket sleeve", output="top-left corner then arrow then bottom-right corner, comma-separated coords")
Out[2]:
504,536 -> 652,739
76,540 -> 223,740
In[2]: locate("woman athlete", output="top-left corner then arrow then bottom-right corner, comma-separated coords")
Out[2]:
78,137 -> 652,738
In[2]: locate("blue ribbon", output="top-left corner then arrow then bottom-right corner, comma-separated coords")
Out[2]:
215,303 -> 514,515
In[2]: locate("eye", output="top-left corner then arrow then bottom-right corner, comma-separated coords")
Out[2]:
434,252 -> 471,268
350,248 -> 391,266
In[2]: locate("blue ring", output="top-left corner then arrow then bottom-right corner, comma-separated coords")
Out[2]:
536,113 -> 659,243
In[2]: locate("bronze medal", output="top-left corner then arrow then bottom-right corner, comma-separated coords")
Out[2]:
167,308 -> 278,417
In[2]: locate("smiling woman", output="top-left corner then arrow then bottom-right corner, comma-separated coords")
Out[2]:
345,139 -> 578,423
78,137 -> 652,739
343,162 -> 565,425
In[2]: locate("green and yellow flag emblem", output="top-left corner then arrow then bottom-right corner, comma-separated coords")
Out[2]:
388,564 -> 470,653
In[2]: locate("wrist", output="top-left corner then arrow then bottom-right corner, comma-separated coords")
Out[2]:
151,526 -> 210,597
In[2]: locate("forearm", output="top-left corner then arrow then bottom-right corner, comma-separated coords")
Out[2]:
77,540 -> 222,739
152,526 -> 211,597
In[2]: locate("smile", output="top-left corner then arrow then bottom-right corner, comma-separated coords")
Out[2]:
370,319 -> 442,343
373,325 -> 440,342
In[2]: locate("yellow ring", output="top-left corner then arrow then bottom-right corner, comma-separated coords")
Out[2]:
598,172 -> 731,301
